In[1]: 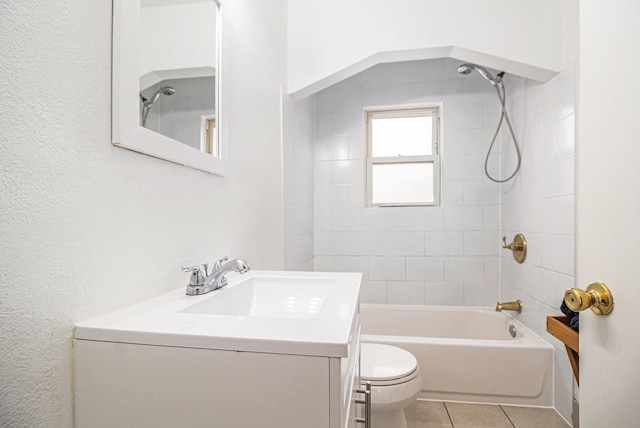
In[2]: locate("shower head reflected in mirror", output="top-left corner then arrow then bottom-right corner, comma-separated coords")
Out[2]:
140,86 -> 175,127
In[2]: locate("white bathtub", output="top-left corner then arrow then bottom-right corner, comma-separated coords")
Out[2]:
360,303 -> 553,406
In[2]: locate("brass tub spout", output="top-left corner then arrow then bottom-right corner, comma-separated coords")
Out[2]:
495,300 -> 523,313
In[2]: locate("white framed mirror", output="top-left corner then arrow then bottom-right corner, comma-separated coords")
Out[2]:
112,0 -> 228,176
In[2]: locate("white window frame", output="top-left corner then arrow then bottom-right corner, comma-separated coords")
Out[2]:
200,115 -> 218,157
366,105 -> 441,207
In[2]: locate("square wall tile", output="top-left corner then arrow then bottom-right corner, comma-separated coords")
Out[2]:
463,231 -> 499,256
369,256 -> 405,280
350,230 -> 425,257
541,233 -> 575,275
359,280 -> 387,304
463,281 -> 498,306
404,207 -> 443,231
444,256 -> 485,280
387,281 -> 425,304
315,256 -> 369,279
443,154 -> 485,181
406,257 -> 445,280
444,103 -> 484,130
445,128 -> 495,155
315,231 -> 350,256
425,231 -> 464,256
463,180 -> 500,205
483,205 -> 500,231
441,180 -> 465,205
315,135 -> 350,161
484,256 -> 499,281
425,281 -> 464,305
443,206 -> 484,230
316,184 -> 350,208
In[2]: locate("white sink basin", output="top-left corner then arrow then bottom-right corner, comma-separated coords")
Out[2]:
75,271 -> 361,357
181,276 -> 334,319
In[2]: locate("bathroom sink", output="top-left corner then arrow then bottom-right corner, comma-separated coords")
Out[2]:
181,276 -> 334,319
75,271 -> 361,357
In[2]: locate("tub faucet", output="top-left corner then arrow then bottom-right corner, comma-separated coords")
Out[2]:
495,300 -> 523,313
183,257 -> 250,295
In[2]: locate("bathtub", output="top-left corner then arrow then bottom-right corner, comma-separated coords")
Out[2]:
360,303 -> 553,406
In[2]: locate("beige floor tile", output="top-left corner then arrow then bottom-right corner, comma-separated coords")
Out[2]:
501,406 -> 571,428
405,400 -> 453,428
445,402 -> 514,428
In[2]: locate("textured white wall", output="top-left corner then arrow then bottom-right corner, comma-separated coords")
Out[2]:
287,0 -> 562,98
499,0 -> 578,422
314,59 -> 502,306
282,97 -> 316,271
0,0 -> 286,426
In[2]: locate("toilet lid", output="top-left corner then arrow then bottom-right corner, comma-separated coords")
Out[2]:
360,343 -> 418,382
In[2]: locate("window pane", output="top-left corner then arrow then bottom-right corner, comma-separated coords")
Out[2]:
371,116 -> 432,157
372,162 -> 434,204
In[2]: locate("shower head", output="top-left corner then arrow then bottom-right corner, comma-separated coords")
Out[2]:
145,86 -> 175,106
140,86 -> 175,127
457,64 -> 473,75
457,63 -> 503,86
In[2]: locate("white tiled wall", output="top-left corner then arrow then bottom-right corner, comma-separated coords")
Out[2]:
314,59 -> 502,306
499,67 -> 576,423
305,56 -> 577,422
283,96 -> 315,271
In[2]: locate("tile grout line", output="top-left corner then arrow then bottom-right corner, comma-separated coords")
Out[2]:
499,405 -> 517,428
442,402 -> 455,428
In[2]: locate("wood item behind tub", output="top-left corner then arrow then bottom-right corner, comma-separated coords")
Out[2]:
546,316 -> 579,385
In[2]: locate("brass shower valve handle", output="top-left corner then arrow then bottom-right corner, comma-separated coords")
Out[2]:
502,237 -> 523,251
502,233 -> 527,263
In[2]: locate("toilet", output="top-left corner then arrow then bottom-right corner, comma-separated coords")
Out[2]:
360,343 -> 422,428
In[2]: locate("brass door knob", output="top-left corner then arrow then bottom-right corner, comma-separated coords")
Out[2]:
564,282 -> 614,316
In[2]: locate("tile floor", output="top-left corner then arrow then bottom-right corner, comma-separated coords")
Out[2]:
405,400 -> 571,428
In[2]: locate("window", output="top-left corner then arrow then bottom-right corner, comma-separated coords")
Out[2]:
366,106 -> 440,206
201,116 -> 219,157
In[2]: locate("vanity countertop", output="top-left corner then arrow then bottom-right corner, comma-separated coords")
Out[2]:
75,270 -> 361,358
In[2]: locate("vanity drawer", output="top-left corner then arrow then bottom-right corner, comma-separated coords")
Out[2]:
328,310 -> 361,427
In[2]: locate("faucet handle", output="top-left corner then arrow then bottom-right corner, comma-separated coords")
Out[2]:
213,256 -> 229,272
182,265 -> 207,286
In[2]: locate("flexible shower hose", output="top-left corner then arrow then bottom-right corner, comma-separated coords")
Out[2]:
485,82 -> 521,183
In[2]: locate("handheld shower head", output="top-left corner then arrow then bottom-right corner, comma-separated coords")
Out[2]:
457,63 -> 502,86
146,86 -> 175,106
140,85 -> 175,127
457,64 -> 473,75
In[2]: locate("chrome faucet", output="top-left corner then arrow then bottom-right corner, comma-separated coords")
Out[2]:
183,257 -> 251,296
495,300 -> 523,313
205,257 -> 251,291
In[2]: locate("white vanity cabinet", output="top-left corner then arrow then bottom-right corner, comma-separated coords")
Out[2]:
74,271 -> 362,428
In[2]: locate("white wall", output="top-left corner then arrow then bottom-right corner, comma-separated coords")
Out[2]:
499,0 -> 578,422
287,0 -> 561,98
314,59 -> 502,306
0,0 -> 286,426
140,2 -> 216,78
283,96 -> 316,271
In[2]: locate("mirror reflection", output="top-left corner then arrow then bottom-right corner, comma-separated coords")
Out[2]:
139,0 -> 218,156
